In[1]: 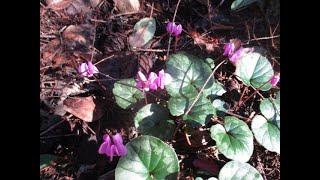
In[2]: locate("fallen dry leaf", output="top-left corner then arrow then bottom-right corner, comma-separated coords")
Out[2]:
62,24 -> 95,52
114,0 -> 140,13
46,0 -> 74,10
190,31 -> 219,52
63,96 -> 105,122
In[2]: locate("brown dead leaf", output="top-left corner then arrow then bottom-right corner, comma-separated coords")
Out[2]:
63,96 -> 105,122
190,31 -> 219,52
114,0 -> 140,13
138,54 -> 154,74
41,38 -> 62,66
46,0 -> 74,10
62,24 -> 95,52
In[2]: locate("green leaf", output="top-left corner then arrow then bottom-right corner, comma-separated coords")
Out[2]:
167,85 -> 216,126
212,99 -> 228,113
205,58 -> 215,69
40,154 -> 58,169
182,95 -> 216,126
165,52 -> 214,97
260,97 -> 280,128
219,161 -> 263,180
115,135 -> 179,180
129,17 -> 156,48
235,52 -> 274,91
231,0 -> 259,11
251,115 -> 280,154
134,104 -> 176,140
203,80 -> 226,100
112,78 -> 144,109
210,116 -> 253,162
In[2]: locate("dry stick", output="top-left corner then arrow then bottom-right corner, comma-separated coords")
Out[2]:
237,80 -> 270,108
184,60 -> 226,116
94,55 -> 115,65
224,111 -> 249,121
166,0 -> 183,58
40,133 -> 78,139
40,118 -> 67,136
244,35 -> 280,43
133,48 -> 168,52
184,131 -> 192,146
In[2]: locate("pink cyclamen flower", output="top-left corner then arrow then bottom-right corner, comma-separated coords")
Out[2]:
98,133 -> 127,162
229,47 -> 254,64
270,74 -> 280,87
223,39 -> 242,57
78,61 -> 99,77
166,22 -> 182,37
156,69 -> 172,89
136,71 -> 158,91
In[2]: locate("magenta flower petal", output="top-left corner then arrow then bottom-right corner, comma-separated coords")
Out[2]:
166,22 -> 182,37
78,61 -> 99,77
98,135 -> 111,154
166,22 -> 174,34
270,74 -> 280,87
108,145 -> 116,161
148,72 -> 158,90
136,71 -> 150,91
137,71 -> 147,81
112,133 -> 127,156
223,43 -> 235,57
229,47 -> 254,64
174,24 -> 182,36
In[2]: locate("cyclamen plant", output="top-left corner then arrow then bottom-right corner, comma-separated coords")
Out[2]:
109,17 -> 279,180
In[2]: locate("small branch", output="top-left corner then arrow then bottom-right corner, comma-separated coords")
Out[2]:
94,55 -> 115,65
244,35 -> 280,43
40,118 -> 66,136
133,48 -> 168,52
224,111 -> 249,121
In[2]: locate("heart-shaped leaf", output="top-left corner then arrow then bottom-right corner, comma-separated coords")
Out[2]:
219,161 -> 263,180
210,116 -> 253,162
129,17 -> 156,48
134,104 -> 176,140
165,52 -> 214,97
251,115 -> 280,154
40,154 -> 58,169
235,52 -> 274,91
115,135 -> 179,180
167,86 -> 216,126
260,96 -> 280,128
203,80 -> 226,100
231,0 -> 259,11
112,78 -> 144,109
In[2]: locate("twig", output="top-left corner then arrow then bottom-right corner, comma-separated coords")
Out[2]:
133,48 -> 168,52
109,11 -> 145,19
40,133 -> 78,139
94,55 -> 115,65
224,111 -> 249,121
244,35 -> 280,43
184,60 -> 226,116
40,118 -> 67,136
184,131 -> 192,146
